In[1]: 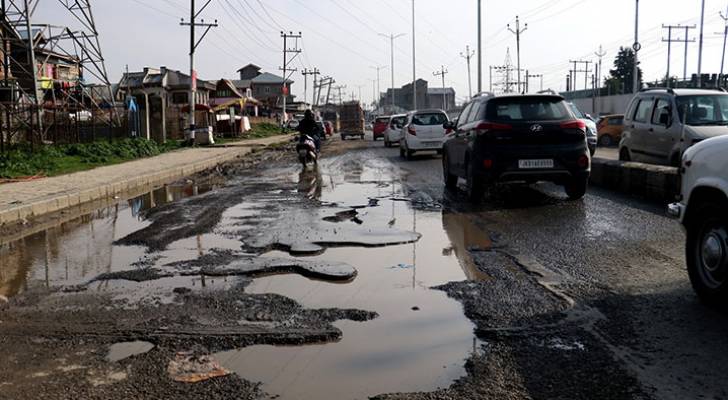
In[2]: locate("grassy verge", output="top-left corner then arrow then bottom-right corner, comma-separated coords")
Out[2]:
0,138 -> 184,179
0,123 -> 288,179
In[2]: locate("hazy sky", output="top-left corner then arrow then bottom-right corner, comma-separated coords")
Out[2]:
36,0 -> 728,104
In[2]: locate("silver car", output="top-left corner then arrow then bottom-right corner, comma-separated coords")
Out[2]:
620,88 -> 728,166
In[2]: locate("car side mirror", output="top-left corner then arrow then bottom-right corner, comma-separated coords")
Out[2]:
585,113 -> 594,121
443,121 -> 453,130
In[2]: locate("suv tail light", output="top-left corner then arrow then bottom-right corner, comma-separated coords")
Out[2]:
476,122 -> 513,131
407,126 -> 416,136
561,120 -> 587,130
577,154 -> 590,168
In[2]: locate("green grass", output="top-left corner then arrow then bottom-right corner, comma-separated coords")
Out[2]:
0,138 -> 184,179
0,123 -> 287,179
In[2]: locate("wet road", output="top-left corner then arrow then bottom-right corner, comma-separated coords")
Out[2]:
1,135 -> 727,399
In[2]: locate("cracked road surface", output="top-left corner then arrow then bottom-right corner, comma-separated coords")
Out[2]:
0,135 -> 726,399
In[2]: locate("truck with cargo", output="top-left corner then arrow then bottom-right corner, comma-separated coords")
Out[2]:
339,101 -> 365,140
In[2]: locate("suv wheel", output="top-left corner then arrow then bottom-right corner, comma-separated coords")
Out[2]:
619,147 -> 631,161
442,153 -> 458,191
564,178 -> 588,200
466,161 -> 485,203
687,201 -> 728,306
399,145 -> 406,159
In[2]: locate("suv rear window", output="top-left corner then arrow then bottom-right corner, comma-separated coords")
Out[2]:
485,97 -> 571,122
412,113 -> 447,126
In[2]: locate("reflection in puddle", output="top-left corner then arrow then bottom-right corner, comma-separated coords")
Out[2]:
0,182 -> 217,298
214,162 -> 491,400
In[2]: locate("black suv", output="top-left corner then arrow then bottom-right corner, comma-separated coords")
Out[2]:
442,93 -> 591,202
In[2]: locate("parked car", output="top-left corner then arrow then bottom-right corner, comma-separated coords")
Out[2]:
323,121 -> 334,136
567,102 -> 597,156
620,88 -> 728,166
668,135 -> 728,305
384,114 -> 407,147
286,119 -> 300,130
373,116 -> 390,141
596,114 -> 624,146
442,93 -> 591,202
399,109 -> 450,159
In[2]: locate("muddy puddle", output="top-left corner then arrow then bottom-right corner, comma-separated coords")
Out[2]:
0,182 -> 218,298
2,152 -> 500,399
207,158 -> 490,399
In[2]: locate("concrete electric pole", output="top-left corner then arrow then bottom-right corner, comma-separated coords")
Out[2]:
180,0 -> 217,141
507,16 -> 527,94
662,25 -> 695,87
379,33 -> 406,112
280,31 -> 302,126
370,65 -> 388,109
461,45 -> 475,98
719,7 -> 728,82
433,66 -> 449,110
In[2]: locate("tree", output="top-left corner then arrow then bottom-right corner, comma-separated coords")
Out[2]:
605,47 -> 643,94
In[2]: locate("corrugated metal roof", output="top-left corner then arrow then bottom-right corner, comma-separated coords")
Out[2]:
252,72 -> 293,85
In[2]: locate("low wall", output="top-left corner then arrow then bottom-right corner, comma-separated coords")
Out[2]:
590,158 -> 679,203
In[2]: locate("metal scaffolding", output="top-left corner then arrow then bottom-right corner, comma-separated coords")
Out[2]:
0,0 -> 117,152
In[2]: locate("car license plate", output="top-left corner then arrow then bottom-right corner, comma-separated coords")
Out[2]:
423,141 -> 440,147
518,159 -> 554,169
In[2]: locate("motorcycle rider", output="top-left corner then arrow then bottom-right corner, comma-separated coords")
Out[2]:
297,109 -> 321,152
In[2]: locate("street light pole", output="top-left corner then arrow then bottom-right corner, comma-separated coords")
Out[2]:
477,0 -> 482,93
633,0 -> 641,93
412,0 -> 417,110
698,0 -> 706,87
379,32 -> 406,112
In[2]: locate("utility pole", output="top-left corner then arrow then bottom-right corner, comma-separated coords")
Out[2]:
477,0 -> 483,93
719,7 -> 728,82
633,0 -> 641,93
594,45 -> 607,88
662,25 -> 675,86
333,85 -> 347,105
526,72 -> 543,93
279,31 -> 302,125
370,65 -> 387,108
698,0 -> 706,87
379,33 -> 406,112
594,45 -> 607,114
369,79 -> 377,109
569,60 -> 592,90
662,25 -> 695,87
310,68 -> 320,107
461,45 -> 475,98
412,0 -> 417,110
507,16 -> 527,94
180,0 -> 217,141
355,84 -> 365,103
683,25 -> 696,81
433,66 -> 449,110
489,66 -> 493,92
301,68 -> 313,109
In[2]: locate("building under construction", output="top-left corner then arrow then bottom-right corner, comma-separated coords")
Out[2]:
0,0 -> 118,152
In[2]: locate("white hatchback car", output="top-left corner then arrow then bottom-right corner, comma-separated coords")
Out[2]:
384,114 -> 407,147
399,109 -> 450,159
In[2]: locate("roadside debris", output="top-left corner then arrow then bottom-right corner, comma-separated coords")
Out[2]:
167,352 -> 231,383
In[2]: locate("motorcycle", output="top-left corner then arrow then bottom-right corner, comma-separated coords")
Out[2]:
296,135 -> 318,167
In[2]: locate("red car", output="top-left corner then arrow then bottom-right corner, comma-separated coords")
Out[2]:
323,121 -> 333,136
372,116 -> 390,140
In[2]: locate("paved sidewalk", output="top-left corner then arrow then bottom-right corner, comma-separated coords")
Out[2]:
0,134 -> 293,226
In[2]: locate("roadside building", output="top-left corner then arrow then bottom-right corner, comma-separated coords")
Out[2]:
233,64 -> 294,110
116,66 -> 215,142
426,87 -> 456,112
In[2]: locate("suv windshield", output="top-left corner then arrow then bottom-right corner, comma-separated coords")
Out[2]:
486,97 -> 571,122
412,113 -> 447,126
676,95 -> 728,126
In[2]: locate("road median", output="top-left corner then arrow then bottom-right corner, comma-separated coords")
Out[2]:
590,156 -> 679,203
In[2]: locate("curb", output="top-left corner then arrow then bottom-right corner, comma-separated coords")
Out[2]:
0,136 -> 292,227
590,158 -> 679,203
